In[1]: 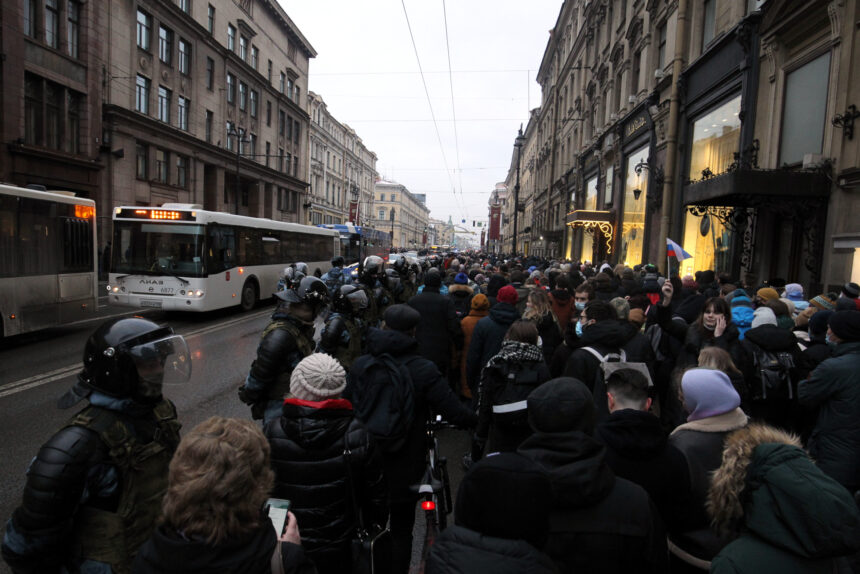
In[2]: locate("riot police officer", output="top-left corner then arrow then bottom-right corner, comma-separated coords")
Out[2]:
277,261 -> 309,292
239,276 -> 329,423
318,284 -> 369,371
390,255 -> 415,303
2,317 -> 190,574
357,255 -> 385,327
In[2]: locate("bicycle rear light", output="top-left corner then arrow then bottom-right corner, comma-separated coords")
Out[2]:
421,500 -> 436,511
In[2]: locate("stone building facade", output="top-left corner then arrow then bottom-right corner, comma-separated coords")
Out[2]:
373,179 -> 430,250
505,0 -> 859,291
307,91 -> 377,227
1,0 -> 319,250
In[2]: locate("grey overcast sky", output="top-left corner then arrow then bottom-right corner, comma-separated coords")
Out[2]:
280,0 -> 563,227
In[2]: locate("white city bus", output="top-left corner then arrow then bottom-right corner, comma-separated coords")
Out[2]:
0,184 -> 98,337
107,204 -> 339,312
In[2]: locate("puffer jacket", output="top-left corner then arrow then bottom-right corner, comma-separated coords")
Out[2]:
448,284 -> 475,320
265,398 -> 387,563
426,525 -> 557,574
798,340 -> 860,491
708,424 -> 860,574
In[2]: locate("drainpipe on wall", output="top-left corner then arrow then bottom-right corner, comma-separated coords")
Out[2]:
659,0 -> 689,275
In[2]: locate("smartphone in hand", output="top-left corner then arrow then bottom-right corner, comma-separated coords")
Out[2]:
267,498 -> 292,535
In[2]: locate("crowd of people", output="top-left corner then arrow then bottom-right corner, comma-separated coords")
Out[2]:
4,250 -> 860,573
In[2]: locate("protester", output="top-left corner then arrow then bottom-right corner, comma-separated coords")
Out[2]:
707,423 -> 860,573
473,320 -> 550,458
798,310 -> 860,493
519,378 -> 667,573
668,368 -> 749,572
133,417 -> 316,574
408,268 -> 464,382
522,289 -> 563,365
458,294 -> 490,399
346,305 -> 477,574
426,453 -> 556,574
266,354 -> 387,574
465,285 -> 521,397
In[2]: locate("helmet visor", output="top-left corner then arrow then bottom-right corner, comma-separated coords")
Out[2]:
128,334 -> 192,398
346,288 -> 369,311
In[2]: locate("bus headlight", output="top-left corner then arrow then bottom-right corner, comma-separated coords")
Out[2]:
183,290 -> 204,298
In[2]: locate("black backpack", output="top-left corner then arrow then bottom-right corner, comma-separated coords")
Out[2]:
751,347 -> 795,401
351,353 -> 415,453
486,362 -> 542,429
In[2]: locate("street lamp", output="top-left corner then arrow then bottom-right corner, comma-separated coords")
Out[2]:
389,207 -> 395,243
511,125 -> 525,256
226,124 -> 250,215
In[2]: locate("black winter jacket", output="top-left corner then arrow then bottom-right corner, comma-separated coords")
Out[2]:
133,519 -> 316,574
596,409 -> 690,529
245,311 -> 315,401
519,430 -> 667,573
426,525 -> 557,574
408,287 -> 464,374
346,328 -> 477,502
529,311 -> 562,366
265,398 -> 387,563
466,303 -> 520,389
447,284 -> 475,320
561,321 -> 628,422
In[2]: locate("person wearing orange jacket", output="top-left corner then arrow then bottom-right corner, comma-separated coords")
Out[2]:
459,294 -> 491,399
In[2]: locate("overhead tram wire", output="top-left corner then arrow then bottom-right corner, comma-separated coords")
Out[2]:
442,0 -> 465,210
400,0 -> 467,222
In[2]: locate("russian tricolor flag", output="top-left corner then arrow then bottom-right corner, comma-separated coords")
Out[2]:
667,238 -> 693,261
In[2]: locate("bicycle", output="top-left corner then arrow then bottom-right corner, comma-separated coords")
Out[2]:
412,415 -> 454,570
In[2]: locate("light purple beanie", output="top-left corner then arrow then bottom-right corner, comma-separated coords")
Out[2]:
681,368 -> 740,422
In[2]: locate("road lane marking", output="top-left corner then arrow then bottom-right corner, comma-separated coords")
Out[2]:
0,309 -> 271,399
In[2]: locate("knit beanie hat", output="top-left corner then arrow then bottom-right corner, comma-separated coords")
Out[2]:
752,306 -> 778,328
497,285 -> 519,305
810,294 -> 836,311
842,282 -> 860,299
527,377 -> 595,434
808,310 -> 833,337
289,353 -> 347,402
455,452 -> 552,549
730,293 -> 753,308
829,310 -> 860,342
756,287 -> 780,303
475,273 -> 486,285
681,368 -> 741,422
470,293 -> 490,311
454,272 -> 469,285
783,283 -> 804,302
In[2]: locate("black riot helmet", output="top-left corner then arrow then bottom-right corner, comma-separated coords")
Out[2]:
62,317 -> 191,408
361,255 -> 385,282
384,268 -> 402,292
333,284 -> 369,314
390,254 -> 408,275
276,275 -> 329,309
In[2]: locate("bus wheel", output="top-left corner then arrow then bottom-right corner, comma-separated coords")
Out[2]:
240,281 -> 258,311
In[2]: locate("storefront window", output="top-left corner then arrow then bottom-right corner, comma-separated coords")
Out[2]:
688,95 -> 741,180
620,147 -> 647,266
681,210 -> 734,276
579,176 -> 597,262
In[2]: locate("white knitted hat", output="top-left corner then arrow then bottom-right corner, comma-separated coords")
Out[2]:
289,353 -> 347,401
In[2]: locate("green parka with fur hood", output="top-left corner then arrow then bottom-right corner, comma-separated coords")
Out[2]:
707,424 -> 860,574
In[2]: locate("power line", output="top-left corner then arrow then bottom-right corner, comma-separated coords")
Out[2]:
442,0 -> 465,212
311,68 -> 538,76
399,0 -> 466,221
343,118 -> 527,122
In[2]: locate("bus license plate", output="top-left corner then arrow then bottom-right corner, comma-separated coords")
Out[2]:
140,299 -> 162,309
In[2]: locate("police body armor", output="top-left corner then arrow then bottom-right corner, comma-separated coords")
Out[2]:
320,313 -> 363,371
259,317 -> 314,400
67,400 -> 180,573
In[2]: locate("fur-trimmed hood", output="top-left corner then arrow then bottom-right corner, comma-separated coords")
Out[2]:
707,424 -> 860,559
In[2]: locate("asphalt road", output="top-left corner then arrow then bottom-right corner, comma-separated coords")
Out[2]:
0,295 -> 472,573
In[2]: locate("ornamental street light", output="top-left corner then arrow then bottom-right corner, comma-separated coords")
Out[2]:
511,125 -> 525,256
226,124 -> 250,215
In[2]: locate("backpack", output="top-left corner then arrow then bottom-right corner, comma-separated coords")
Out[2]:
750,346 -> 795,401
351,353 -> 415,453
486,362 -> 542,429
580,347 -> 654,421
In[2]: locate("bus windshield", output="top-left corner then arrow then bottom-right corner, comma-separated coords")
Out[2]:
112,222 -> 206,277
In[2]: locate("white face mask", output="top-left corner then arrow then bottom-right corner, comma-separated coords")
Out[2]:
575,301 -> 586,311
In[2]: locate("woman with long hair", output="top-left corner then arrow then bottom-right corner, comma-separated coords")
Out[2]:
697,346 -> 749,412
679,297 -> 745,373
523,289 -> 563,365
134,417 -> 316,574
